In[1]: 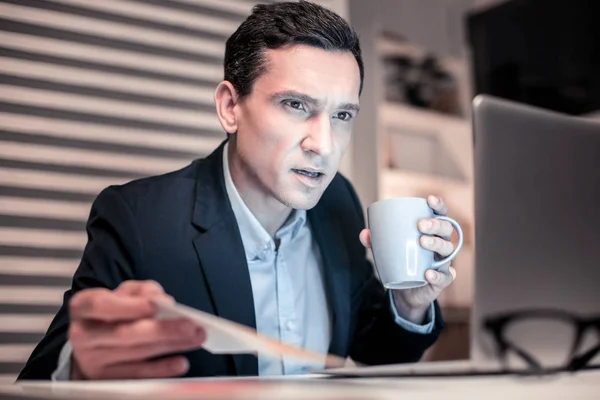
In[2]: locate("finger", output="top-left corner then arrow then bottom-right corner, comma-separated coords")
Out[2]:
69,289 -> 155,323
359,229 -> 371,249
115,280 -> 165,297
90,356 -> 190,380
449,266 -> 457,280
417,218 -> 453,240
420,236 -> 455,257
97,333 -> 206,366
425,268 -> 454,289
73,318 -> 204,348
427,195 -> 448,216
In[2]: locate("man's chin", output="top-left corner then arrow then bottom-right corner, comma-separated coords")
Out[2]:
279,192 -> 323,211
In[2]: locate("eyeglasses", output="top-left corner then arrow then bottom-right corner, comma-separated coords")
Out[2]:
326,309 -> 600,379
483,309 -> 600,375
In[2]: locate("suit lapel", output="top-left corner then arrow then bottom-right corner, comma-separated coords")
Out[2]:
308,204 -> 351,357
191,142 -> 258,376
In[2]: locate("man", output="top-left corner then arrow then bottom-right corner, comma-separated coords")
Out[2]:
18,1 -> 458,380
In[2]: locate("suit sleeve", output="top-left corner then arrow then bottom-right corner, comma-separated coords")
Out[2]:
17,186 -> 142,380
342,179 -> 445,365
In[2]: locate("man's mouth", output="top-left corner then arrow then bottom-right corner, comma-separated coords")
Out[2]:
292,169 -> 324,179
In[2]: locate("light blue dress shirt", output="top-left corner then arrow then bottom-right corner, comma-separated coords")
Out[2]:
222,143 -> 435,376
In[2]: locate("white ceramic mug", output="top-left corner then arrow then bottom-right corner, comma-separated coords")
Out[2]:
367,197 -> 464,289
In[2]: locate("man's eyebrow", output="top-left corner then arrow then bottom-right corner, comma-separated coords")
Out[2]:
271,91 -> 360,113
338,103 -> 360,113
270,91 -> 321,107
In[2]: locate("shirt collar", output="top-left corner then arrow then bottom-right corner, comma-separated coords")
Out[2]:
223,142 -> 306,261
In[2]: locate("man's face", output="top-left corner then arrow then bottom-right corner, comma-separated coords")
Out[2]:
232,45 -> 361,210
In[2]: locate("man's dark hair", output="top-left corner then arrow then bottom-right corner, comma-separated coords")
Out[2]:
224,1 -> 363,99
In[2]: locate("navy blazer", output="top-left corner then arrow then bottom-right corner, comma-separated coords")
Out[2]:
18,142 -> 443,380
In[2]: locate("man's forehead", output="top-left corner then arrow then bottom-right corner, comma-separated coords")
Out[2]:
257,45 -> 361,101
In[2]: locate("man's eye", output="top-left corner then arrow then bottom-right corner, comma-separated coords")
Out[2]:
284,100 -> 305,111
334,112 -> 353,121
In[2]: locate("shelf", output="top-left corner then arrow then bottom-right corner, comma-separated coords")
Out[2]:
381,168 -> 467,188
380,102 -> 475,183
372,33 -> 476,316
380,168 -> 470,196
379,168 -> 473,223
381,102 -> 469,132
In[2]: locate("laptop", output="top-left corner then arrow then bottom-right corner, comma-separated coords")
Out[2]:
321,95 -> 600,377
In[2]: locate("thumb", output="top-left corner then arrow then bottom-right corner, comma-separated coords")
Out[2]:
426,269 -> 448,289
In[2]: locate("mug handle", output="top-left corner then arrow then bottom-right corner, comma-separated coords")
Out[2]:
431,216 -> 464,269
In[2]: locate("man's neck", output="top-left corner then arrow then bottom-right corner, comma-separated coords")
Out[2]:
227,146 -> 292,237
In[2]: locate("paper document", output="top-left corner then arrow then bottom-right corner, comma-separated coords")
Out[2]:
153,299 -> 346,368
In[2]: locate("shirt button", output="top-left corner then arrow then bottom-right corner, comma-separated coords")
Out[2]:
285,320 -> 296,331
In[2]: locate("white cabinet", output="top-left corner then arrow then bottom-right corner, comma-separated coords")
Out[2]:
376,38 -> 475,311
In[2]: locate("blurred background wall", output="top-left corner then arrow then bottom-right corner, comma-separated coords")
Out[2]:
0,0 -> 255,381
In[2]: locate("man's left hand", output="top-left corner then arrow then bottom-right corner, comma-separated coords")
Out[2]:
359,195 -> 457,325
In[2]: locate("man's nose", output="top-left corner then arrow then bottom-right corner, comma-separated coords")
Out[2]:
301,115 -> 333,156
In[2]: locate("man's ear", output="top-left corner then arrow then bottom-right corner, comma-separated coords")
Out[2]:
214,81 -> 240,134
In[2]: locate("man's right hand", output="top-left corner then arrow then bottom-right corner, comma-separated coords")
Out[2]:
68,280 -> 206,380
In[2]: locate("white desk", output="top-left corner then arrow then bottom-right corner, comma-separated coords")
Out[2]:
0,369 -> 598,400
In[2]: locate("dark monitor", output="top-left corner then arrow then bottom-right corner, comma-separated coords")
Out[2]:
466,0 -> 600,115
